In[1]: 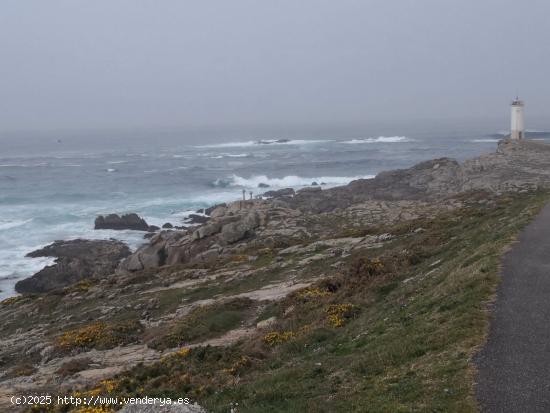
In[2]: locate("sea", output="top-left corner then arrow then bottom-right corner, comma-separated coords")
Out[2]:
1,121 -> 550,300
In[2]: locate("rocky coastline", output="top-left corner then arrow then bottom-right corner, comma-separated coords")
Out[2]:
3,138 -> 550,412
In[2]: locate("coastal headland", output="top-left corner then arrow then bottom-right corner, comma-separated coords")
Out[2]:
2,138 -> 550,412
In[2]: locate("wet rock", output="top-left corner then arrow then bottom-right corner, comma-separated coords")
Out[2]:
94,213 -> 149,231
185,214 -> 210,225
162,223 -> 173,229
16,239 -> 131,294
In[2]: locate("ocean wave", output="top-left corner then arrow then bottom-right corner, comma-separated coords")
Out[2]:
0,218 -> 33,231
471,139 -> 501,143
211,174 -> 374,189
196,139 -> 331,148
210,153 -> 250,159
225,153 -> 249,157
343,136 -> 410,144
0,163 -> 50,168
0,254 -> 56,300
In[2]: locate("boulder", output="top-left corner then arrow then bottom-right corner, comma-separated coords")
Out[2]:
162,223 -> 173,229
262,188 -> 295,198
16,239 -> 131,294
219,211 -> 260,244
94,213 -> 149,231
257,316 -> 277,329
185,214 -> 210,225
209,206 -> 228,218
204,203 -> 227,216
192,222 -> 222,240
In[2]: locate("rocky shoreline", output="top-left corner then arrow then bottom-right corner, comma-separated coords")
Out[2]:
3,138 -> 550,412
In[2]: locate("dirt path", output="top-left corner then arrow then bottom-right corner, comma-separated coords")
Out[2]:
476,201 -> 550,412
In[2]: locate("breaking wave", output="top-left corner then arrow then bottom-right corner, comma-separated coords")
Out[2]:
0,218 -> 33,231
343,136 -> 410,144
471,139 -> 501,143
210,153 -> 250,159
196,139 -> 331,148
211,174 -> 374,189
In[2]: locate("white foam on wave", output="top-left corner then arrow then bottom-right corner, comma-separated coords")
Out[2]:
214,174 -> 374,189
225,153 -> 249,157
196,139 -> 331,148
0,163 -> 50,168
0,218 -> 33,231
471,139 -> 500,143
210,153 -> 250,159
343,136 -> 410,144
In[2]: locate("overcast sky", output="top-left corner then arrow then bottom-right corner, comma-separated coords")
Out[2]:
1,0 -> 549,134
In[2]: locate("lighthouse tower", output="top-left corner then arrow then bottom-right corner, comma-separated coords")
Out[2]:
510,98 -> 525,140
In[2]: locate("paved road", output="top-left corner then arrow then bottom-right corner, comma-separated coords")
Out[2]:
476,201 -> 550,412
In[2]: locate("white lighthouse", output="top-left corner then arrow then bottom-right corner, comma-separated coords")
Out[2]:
510,98 -> 525,140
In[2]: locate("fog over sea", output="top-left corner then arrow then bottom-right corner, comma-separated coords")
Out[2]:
2,122 -> 550,299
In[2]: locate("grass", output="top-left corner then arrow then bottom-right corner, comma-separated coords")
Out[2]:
146,298 -> 255,350
92,190 -> 550,413
17,190 -> 550,413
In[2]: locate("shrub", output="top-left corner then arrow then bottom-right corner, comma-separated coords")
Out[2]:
347,257 -> 384,279
263,331 -> 296,346
326,303 -> 359,328
8,363 -> 36,378
56,357 -> 92,377
295,287 -> 331,301
56,320 -> 142,352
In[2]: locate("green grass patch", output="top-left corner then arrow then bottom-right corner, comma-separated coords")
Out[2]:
69,190 -> 550,412
147,298 -> 254,350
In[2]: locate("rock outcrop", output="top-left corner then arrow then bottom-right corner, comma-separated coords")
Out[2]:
6,138 -> 550,410
120,201 -> 290,272
117,139 -> 550,272
282,139 -> 550,213
262,188 -> 295,198
16,239 -> 131,293
94,213 -> 150,231
184,214 -> 210,225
